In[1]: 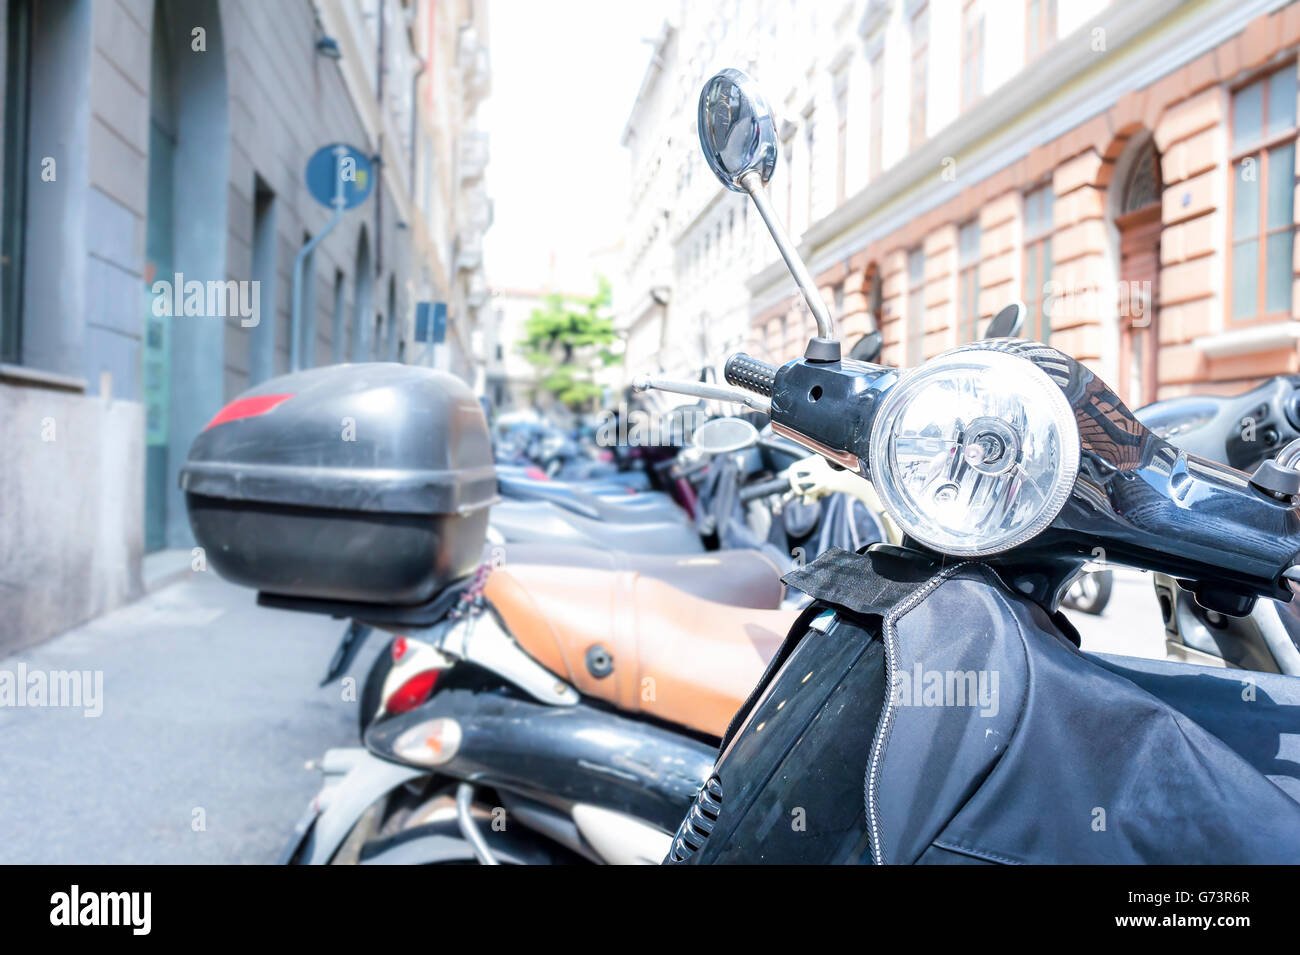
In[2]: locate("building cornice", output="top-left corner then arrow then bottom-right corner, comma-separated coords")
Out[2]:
1195,323 -> 1300,358
621,21 -> 676,146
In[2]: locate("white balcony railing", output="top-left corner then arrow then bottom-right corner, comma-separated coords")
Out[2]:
461,187 -> 494,232
459,131 -> 489,184
456,230 -> 484,272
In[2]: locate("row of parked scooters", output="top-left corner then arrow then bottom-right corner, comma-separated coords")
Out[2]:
235,361 -> 899,864
177,68 -> 1300,863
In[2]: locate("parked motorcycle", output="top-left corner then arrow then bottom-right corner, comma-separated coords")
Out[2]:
677,415 -> 879,568
180,357 -> 803,864
1060,566 -> 1114,615
177,60 -> 1300,866
286,559 -> 795,864
639,68 -> 1300,864
1135,375 -> 1300,673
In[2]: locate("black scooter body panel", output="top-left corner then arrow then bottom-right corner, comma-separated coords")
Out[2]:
671,547 -> 1300,864
670,613 -> 885,863
366,686 -> 716,833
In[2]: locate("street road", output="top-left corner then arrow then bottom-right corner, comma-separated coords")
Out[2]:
0,573 -> 372,864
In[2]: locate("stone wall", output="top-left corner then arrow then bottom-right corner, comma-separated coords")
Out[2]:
0,376 -> 143,655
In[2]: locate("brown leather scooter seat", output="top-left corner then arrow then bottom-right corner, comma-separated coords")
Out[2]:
484,564 -> 798,738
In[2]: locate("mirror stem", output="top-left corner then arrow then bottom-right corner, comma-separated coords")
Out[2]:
740,170 -> 839,360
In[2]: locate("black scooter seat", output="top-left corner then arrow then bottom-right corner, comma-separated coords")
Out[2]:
497,473 -> 686,525
490,500 -> 703,555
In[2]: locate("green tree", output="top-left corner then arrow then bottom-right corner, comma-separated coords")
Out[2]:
519,276 -> 621,411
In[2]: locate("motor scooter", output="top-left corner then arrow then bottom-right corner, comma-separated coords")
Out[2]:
278,555 -> 796,865
641,68 -> 1300,864
1135,376 -> 1300,673
180,363 -> 805,864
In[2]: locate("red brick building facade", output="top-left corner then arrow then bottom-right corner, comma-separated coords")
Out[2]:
751,5 -> 1300,407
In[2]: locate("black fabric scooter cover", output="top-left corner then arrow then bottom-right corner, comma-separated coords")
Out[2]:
678,548 -> 1300,864
881,563 -> 1300,864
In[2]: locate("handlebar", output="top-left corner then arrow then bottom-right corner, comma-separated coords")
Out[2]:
631,374 -> 772,414
739,473 -> 792,504
725,353 -> 777,398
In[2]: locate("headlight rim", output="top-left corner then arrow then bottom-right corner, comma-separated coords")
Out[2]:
868,347 -> 1081,558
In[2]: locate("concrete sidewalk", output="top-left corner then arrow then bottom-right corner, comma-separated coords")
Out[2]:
0,572 -> 378,864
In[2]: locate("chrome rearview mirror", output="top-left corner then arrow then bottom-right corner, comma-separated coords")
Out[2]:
698,69 -> 840,362
985,302 -> 1027,339
698,69 -> 778,192
693,416 -> 760,456
849,330 -> 884,364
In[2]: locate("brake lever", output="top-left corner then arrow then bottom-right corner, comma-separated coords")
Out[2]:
631,375 -> 772,415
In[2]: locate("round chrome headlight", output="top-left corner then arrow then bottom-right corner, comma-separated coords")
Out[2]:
868,349 -> 1080,556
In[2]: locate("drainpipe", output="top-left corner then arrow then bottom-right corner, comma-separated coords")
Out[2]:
410,59 -> 427,190
375,0 -> 385,281
290,148 -> 348,371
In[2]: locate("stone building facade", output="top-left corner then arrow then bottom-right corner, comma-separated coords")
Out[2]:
747,0 -> 1300,406
0,0 -> 491,651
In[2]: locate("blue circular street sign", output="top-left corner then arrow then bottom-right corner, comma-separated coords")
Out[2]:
305,143 -> 374,210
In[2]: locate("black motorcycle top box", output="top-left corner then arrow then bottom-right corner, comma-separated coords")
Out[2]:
180,363 -> 497,608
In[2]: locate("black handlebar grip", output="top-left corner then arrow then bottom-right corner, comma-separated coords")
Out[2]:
725,353 -> 776,397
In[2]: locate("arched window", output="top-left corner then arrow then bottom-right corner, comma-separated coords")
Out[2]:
352,227 -> 372,361
330,270 -> 346,364
1120,139 -> 1162,214
867,265 -> 883,332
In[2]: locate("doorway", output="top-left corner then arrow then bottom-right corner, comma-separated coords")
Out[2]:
142,0 -> 229,551
1114,137 -> 1162,408
143,9 -> 177,552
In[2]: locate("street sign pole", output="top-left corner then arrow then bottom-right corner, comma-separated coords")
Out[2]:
426,298 -> 434,367
290,147 -> 347,372
415,301 -> 446,369
289,143 -> 374,371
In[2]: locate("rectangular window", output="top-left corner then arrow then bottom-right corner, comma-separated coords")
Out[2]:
783,132 -> 796,230
249,179 -> 278,384
1023,184 -> 1055,342
907,247 -> 926,366
958,220 -> 981,342
1230,65 -> 1298,323
910,4 -> 929,150
1,0 -> 33,363
869,48 -> 885,179
805,112 -> 816,226
834,66 -> 850,204
1026,0 -> 1058,62
961,1 -> 984,110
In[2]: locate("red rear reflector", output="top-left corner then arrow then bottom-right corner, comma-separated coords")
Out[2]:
525,466 -> 550,481
203,393 -> 294,430
391,637 -> 408,662
386,670 -> 440,715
